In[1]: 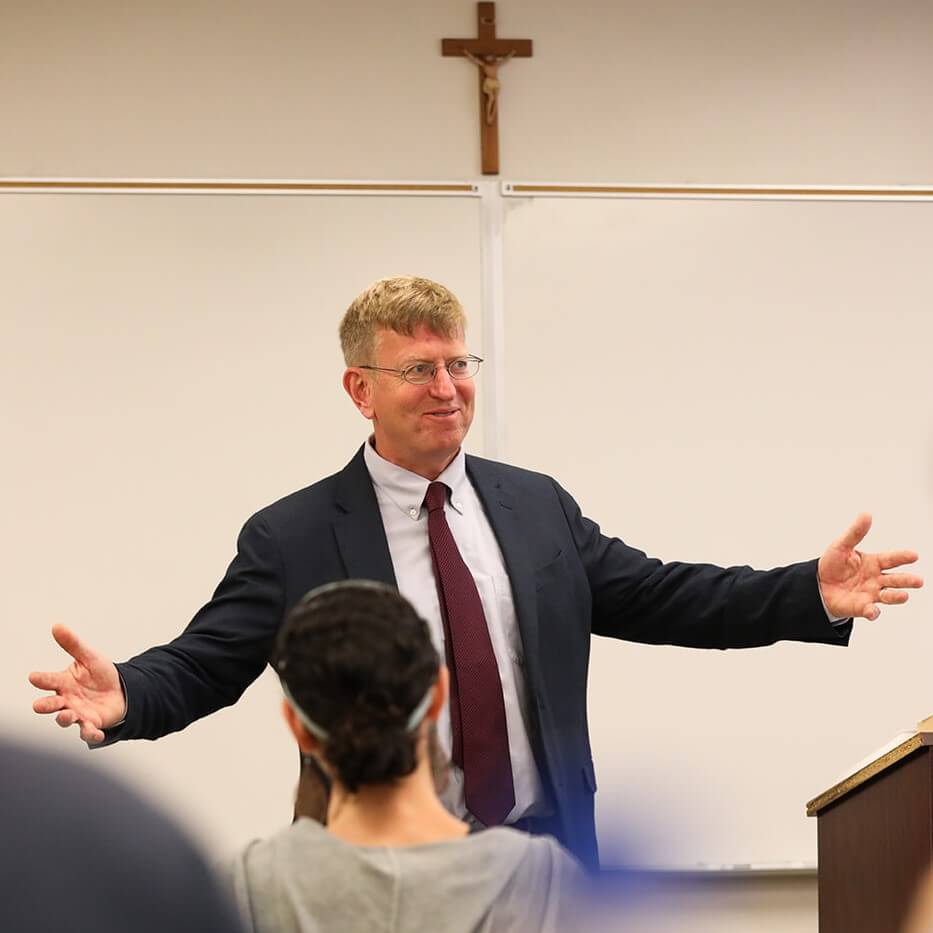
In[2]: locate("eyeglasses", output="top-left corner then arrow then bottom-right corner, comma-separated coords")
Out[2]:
359,354 -> 483,385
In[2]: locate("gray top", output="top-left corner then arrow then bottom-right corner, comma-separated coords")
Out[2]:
229,819 -> 584,933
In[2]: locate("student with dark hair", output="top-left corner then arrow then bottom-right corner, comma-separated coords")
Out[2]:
228,580 -> 583,933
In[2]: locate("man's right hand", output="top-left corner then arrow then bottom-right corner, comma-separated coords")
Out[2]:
29,625 -> 126,746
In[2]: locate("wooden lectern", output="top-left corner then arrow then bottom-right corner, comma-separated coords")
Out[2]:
807,717 -> 933,933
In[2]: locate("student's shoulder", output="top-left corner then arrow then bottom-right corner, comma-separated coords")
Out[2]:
478,826 -> 579,868
234,819 -> 336,879
479,829 -> 587,928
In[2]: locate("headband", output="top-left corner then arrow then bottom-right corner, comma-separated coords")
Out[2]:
277,579 -> 438,741
282,680 -> 436,742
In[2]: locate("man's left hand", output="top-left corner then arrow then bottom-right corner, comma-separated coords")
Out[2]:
818,513 -> 923,621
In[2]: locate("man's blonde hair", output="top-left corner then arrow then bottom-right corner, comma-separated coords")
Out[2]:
339,276 -> 468,366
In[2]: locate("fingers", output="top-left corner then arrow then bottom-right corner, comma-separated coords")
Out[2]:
835,513 -> 872,551
55,709 -> 105,745
860,576 -> 919,618
51,624 -> 96,666
56,709 -> 79,728
33,694 -> 67,714
28,670 -> 66,691
878,551 -> 921,571
878,590 -> 910,605
860,588 -> 912,619
79,722 -> 105,746
880,572 -> 924,590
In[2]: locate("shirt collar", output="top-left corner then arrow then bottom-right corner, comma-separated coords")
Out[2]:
363,437 -> 467,521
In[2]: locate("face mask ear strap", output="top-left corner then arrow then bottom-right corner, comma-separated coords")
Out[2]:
282,681 -> 330,740
404,681 -> 437,732
302,754 -> 332,790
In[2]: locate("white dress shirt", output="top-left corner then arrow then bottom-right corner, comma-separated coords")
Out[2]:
363,440 -> 548,824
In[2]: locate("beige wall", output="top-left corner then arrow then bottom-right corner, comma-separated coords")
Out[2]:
6,3 -> 932,930
3,0 -> 933,182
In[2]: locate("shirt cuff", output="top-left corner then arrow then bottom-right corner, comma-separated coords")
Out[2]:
817,573 -> 851,626
111,669 -> 128,727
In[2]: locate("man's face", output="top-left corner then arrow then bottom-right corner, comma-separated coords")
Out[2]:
352,324 -> 476,478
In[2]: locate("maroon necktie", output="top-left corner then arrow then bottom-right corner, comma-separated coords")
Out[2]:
424,481 -> 515,826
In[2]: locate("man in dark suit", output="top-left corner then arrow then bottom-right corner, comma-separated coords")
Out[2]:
30,275 -> 922,868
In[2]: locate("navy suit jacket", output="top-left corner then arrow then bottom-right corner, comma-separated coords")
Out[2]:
111,446 -> 850,867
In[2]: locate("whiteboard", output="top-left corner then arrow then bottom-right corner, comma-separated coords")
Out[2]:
1,190 -> 483,855
502,193 -> 933,867
4,187 -> 931,869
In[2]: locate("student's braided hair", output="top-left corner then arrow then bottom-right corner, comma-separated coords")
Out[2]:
273,581 -> 440,793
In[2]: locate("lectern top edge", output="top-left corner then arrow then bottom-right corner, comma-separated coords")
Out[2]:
806,716 -> 933,817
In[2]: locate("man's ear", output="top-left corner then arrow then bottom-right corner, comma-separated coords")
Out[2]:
343,368 -> 374,420
282,698 -> 320,756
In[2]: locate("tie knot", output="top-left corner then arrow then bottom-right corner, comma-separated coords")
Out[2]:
424,482 -> 448,513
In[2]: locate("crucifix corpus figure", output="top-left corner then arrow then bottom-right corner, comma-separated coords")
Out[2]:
462,48 -> 515,126
442,3 -> 532,175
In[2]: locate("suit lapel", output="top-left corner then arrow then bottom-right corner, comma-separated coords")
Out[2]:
466,455 -> 541,691
333,447 -> 397,587
332,449 -> 541,682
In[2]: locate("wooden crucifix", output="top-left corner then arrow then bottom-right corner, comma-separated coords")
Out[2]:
442,3 -> 532,175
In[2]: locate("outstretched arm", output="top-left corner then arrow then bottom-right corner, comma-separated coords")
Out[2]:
29,509 -> 286,745
29,625 -> 126,746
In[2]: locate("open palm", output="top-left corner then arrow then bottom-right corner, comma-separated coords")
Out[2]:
29,625 -> 125,745
818,513 -> 923,621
